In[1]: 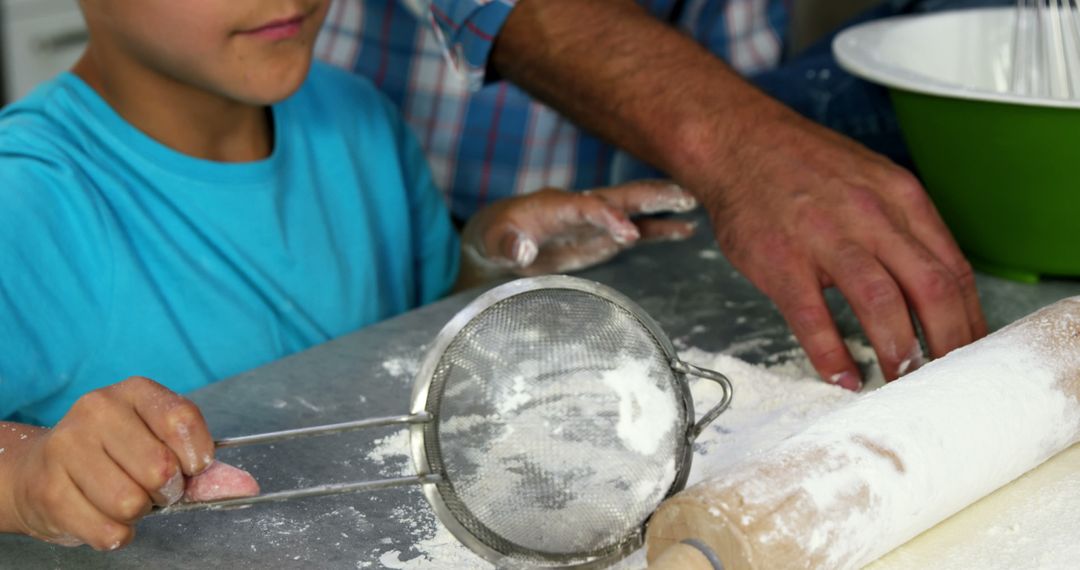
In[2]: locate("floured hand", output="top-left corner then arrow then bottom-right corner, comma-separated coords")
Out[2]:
0,377 -> 216,550
460,180 -> 698,282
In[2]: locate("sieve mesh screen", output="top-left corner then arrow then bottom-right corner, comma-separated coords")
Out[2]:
423,288 -> 688,565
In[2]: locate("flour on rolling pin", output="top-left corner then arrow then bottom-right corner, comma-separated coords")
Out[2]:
647,297 -> 1080,570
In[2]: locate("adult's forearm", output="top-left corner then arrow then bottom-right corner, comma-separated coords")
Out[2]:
491,0 -> 786,190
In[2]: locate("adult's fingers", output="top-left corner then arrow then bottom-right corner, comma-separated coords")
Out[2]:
823,242 -> 920,382
114,377 -> 214,477
769,271 -> 863,391
874,225 -> 972,360
590,180 -> 698,215
889,175 -> 987,340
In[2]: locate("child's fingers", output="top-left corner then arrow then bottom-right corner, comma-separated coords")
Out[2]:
115,377 -> 214,476
39,470 -> 132,551
505,190 -> 639,246
100,425 -> 184,507
589,180 -> 698,215
635,218 -> 698,242
572,194 -> 640,244
68,445 -> 154,522
481,190 -> 638,268
516,232 -> 622,275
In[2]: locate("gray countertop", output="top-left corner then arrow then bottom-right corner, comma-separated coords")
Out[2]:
5,219 -> 1080,569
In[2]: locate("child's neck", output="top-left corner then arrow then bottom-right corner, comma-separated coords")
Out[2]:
72,51 -> 273,163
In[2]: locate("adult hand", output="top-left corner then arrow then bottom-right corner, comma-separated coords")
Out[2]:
489,0 -> 985,388
0,377 -> 256,550
461,179 -> 697,279
698,104 -> 986,389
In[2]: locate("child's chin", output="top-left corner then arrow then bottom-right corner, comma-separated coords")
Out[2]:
238,85 -> 304,106
232,60 -> 312,105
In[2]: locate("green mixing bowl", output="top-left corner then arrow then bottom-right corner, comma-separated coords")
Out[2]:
834,7 -> 1080,283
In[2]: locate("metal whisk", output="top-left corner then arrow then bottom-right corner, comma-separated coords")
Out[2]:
1012,0 -> 1080,99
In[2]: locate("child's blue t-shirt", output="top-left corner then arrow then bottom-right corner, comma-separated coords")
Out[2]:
0,63 -> 460,426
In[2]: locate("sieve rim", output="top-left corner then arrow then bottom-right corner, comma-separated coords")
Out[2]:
408,275 -> 697,568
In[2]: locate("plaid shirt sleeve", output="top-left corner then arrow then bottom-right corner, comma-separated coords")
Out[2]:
317,0 -> 788,220
414,0 -> 517,90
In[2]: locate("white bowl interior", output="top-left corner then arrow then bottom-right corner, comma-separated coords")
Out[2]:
834,7 -> 1080,108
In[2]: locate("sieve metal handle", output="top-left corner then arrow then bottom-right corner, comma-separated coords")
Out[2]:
154,474 -> 442,514
673,360 -> 733,440
214,412 -> 432,448
151,412 -> 436,515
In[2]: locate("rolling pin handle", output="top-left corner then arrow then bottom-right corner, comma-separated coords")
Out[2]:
648,540 -> 724,570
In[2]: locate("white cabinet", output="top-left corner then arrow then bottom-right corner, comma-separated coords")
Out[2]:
2,0 -> 88,102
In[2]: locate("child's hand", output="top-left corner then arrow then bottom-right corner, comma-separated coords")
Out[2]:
1,377 -> 215,550
462,180 -> 698,278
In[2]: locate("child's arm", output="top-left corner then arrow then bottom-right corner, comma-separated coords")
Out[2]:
0,377 -> 215,550
457,179 -> 699,289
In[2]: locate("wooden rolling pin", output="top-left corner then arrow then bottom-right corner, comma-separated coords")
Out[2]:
646,297 -> 1080,570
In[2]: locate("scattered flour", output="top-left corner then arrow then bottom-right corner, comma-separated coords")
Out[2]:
377,521 -> 486,569
367,343 -> 865,568
369,334 -> 1080,569
602,359 -> 678,455
294,397 -> 323,413
367,429 -> 412,472
429,356 -> 681,557
382,356 -> 421,380
670,302 -> 1080,570
680,347 -> 860,484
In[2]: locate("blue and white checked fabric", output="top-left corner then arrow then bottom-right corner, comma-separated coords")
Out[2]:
316,0 -> 787,220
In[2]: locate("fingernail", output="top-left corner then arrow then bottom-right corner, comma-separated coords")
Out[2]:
608,219 -> 640,245
617,224 -> 640,244
160,470 -> 184,506
47,534 -> 84,548
639,187 -> 698,214
511,235 -> 538,267
828,371 -> 862,392
896,344 -> 926,377
666,186 -> 698,213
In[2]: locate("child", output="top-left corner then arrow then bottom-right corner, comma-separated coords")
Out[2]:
0,0 -> 697,552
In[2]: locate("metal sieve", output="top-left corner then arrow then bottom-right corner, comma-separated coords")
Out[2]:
160,276 -> 733,569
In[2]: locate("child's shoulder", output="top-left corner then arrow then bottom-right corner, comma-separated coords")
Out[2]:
0,77 -> 104,230
0,75 -> 95,170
